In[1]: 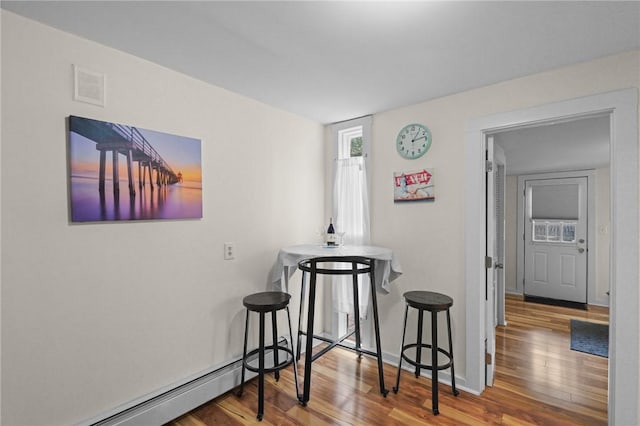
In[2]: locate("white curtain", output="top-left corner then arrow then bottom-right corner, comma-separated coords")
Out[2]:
332,156 -> 371,317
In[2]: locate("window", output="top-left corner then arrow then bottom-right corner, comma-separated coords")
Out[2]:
338,125 -> 362,159
532,219 -> 577,243
333,117 -> 371,245
330,116 -> 371,340
337,126 -> 363,158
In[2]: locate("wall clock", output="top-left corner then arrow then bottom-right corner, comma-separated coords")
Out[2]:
396,123 -> 432,159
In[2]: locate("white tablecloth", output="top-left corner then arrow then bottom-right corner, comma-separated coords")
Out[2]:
271,244 -> 403,293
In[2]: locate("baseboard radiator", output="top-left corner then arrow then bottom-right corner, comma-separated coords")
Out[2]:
89,357 -> 251,426
86,339 -> 291,426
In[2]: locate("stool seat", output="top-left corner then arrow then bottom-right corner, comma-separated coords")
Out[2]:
404,291 -> 453,311
243,291 -> 291,312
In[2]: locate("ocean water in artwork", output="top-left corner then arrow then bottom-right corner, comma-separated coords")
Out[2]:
70,176 -> 202,222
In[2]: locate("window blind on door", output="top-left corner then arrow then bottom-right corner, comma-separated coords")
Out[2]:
531,183 -> 579,220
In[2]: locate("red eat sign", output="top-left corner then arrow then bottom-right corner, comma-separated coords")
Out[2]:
395,170 -> 432,187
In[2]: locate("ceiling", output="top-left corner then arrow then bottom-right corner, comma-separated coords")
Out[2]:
494,114 -> 611,176
3,1 -> 639,124
2,1 -> 633,175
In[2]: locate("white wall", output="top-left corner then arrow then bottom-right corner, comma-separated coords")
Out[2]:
1,11 -> 324,426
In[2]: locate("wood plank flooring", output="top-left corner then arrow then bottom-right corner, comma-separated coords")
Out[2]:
169,295 -> 608,425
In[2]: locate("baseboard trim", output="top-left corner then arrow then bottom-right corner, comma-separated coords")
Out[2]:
89,358 -> 247,426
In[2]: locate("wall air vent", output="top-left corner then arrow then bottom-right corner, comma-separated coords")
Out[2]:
73,64 -> 105,107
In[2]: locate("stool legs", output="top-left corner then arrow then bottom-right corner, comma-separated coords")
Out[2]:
237,309 -> 250,397
416,309 -> 424,378
271,312 -> 280,382
257,312 -> 265,420
431,310 -> 439,415
447,309 -> 459,396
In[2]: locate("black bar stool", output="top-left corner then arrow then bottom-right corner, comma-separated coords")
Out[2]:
237,291 -> 299,421
393,291 -> 459,415
296,256 -> 388,406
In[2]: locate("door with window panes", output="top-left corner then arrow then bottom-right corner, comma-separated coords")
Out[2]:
524,177 -> 588,303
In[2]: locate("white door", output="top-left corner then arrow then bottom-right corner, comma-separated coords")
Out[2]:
485,136 -> 497,387
524,177 -> 588,304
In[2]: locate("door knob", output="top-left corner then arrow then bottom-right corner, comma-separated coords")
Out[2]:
578,248 -> 585,253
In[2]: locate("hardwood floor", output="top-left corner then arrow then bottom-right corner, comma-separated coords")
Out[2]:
170,295 -> 609,425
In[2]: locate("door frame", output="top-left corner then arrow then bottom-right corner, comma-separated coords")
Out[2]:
464,88 -> 638,426
494,144 -> 507,326
517,170 -> 596,303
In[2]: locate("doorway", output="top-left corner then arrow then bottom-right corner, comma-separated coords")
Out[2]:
464,88 -> 639,426
486,127 -> 602,388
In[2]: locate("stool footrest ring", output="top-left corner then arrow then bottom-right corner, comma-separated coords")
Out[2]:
400,343 -> 454,371
243,346 -> 295,374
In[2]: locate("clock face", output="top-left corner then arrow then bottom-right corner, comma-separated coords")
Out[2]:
396,124 -> 432,159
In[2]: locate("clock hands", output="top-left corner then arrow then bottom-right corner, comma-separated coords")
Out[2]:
411,129 -> 420,143
411,129 -> 426,143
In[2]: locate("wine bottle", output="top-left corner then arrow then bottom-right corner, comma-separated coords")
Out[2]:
326,218 -> 336,246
